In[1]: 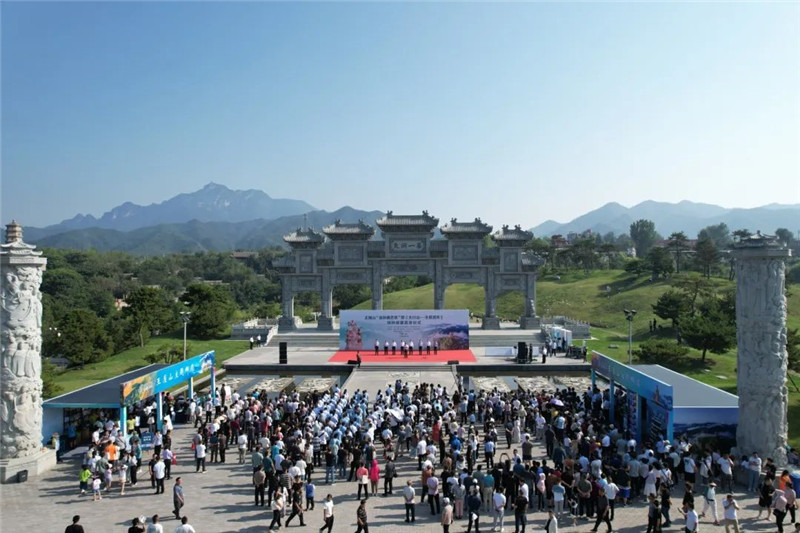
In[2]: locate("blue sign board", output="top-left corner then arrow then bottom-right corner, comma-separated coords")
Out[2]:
139,431 -> 154,451
591,351 -> 674,411
121,351 -> 215,406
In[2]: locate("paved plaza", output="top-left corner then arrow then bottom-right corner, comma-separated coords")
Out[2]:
0,401 -> 782,533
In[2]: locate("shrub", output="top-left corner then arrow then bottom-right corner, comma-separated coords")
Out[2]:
634,339 -> 689,364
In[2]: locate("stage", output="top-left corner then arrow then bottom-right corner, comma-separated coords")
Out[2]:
328,349 -> 477,364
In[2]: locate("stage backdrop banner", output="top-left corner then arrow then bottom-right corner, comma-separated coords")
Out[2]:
339,310 -> 469,350
121,351 -> 216,406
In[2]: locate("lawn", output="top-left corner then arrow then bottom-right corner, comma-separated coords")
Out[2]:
355,269 -> 800,446
50,335 -> 249,396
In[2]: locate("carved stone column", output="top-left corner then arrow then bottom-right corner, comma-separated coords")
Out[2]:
520,272 -> 540,329
0,221 -> 56,483
482,272 -> 500,329
278,276 -> 297,332
433,260 -> 445,310
371,263 -> 383,311
318,271 -> 334,331
733,235 -> 791,465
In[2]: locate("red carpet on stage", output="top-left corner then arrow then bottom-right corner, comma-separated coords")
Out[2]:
329,349 -> 476,364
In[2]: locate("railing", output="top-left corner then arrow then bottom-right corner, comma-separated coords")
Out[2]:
540,316 -> 591,339
230,319 -> 278,341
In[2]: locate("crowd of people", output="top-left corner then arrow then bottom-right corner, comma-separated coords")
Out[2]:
67,377 -> 800,533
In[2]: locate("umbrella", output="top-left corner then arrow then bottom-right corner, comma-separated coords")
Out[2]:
550,398 -> 564,407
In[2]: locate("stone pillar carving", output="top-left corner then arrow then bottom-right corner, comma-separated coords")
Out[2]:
371,264 -> 383,311
482,272 -> 500,329
520,272 -> 540,329
0,221 -> 55,482
733,235 -> 791,465
318,271 -> 334,331
433,260 -> 445,310
278,277 -> 297,332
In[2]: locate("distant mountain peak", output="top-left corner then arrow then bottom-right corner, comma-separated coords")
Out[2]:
530,200 -> 799,238
32,183 -> 316,234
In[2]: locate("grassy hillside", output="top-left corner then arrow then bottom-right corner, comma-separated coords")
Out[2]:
355,269 -> 800,446
50,336 -> 249,396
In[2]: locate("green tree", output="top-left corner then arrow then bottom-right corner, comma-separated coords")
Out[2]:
698,223 -> 731,248
680,303 -> 735,362
666,231 -> 689,273
776,228 -> 794,247
252,302 -> 281,319
629,219 -> 659,258
673,273 -> 715,314
58,308 -> 113,367
624,258 -> 648,277
183,283 -> 237,338
41,359 -> 63,399
124,286 -> 178,347
732,228 -> 752,243
145,343 -> 189,365
645,246 -> 674,279
788,328 -> 800,373
652,290 -> 691,328
104,313 -> 139,355
694,237 -> 719,278
524,238 -> 553,265
333,285 -> 372,310
634,339 -> 689,364
570,238 -> 598,273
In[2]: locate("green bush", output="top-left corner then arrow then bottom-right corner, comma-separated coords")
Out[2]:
634,339 -> 689,364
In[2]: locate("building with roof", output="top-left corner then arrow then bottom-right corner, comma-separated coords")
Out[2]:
591,352 -> 738,449
276,212 -> 545,331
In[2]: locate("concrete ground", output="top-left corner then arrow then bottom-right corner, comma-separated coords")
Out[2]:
0,404 -> 779,533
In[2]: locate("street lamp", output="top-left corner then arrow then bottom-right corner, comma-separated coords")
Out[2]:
623,309 -> 637,364
180,312 -> 191,361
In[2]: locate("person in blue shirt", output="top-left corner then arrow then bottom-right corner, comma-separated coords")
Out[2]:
305,480 -> 315,510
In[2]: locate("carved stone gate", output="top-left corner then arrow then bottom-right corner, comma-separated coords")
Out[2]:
274,212 -> 544,331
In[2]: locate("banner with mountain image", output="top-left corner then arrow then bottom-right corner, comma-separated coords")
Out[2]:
339,310 -> 469,350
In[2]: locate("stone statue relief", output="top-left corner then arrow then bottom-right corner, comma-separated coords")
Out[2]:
1,258 -> 46,459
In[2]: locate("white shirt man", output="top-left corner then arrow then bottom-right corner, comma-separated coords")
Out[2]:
683,456 -> 696,474
322,497 -> 335,521
173,520 -> 196,533
492,490 -> 507,530
153,459 -> 166,480
427,475 -> 440,496
685,507 -> 699,532
722,496 -> 740,521
417,438 -> 428,458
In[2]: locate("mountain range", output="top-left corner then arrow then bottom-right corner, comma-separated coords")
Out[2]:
531,200 -> 800,238
29,182 -> 315,238
23,184 -> 799,254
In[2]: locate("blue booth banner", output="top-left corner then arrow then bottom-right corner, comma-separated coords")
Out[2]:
591,351 -> 674,411
121,351 -> 215,406
139,431 -> 154,451
339,310 -> 469,350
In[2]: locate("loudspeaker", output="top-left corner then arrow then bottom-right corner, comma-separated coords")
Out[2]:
447,360 -> 460,365
279,342 -> 288,364
517,341 -> 528,363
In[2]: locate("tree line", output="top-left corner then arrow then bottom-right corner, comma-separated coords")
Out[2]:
527,219 -> 798,281
40,248 -> 285,368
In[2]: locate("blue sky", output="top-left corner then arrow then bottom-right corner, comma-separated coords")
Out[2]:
2,2 -> 798,229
